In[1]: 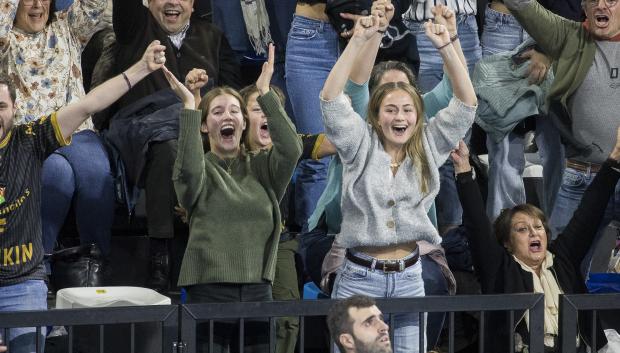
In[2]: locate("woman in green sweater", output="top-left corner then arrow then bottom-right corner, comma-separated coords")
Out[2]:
163,43 -> 302,352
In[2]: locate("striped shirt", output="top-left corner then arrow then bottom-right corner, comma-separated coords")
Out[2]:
403,0 -> 477,22
0,113 -> 69,286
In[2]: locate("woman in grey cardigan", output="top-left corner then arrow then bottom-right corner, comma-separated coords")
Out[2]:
320,15 -> 477,353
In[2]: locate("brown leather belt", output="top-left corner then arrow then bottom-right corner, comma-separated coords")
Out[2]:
345,248 -> 420,273
566,159 -> 601,173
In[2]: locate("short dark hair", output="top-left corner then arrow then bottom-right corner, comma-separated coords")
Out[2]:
327,295 -> 377,352
369,61 -> 417,93
493,204 -> 552,247
0,74 -> 17,104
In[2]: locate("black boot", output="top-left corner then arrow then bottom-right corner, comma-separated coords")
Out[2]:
147,238 -> 170,292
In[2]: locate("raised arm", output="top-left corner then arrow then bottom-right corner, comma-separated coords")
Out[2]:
347,0 -> 395,85
321,16 -> 381,100
424,21 -> 477,107
503,0 -> 578,59
431,4 -> 467,71
553,127 -> 620,268
56,40 -> 166,139
164,64 -> 205,215
256,44 -> 302,197
67,0 -> 107,49
452,141 -> 505,292
0,0 -> 18,55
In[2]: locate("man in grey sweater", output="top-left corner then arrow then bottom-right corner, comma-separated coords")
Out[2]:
504,0 -> 620,275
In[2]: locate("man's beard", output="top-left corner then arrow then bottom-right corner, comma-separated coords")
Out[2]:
353,336 -> 392,353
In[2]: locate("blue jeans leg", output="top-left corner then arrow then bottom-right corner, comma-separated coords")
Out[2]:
41,130 -> 114,256
0,280 -> 47,353
420,255 -> 448,349
481,7 -> 547,220
549,167 -> 620,277
333,256 -> 426,353
486,132 -> 527,219
480,6 -> 531,57
535,115 -> 565,216
285,15 -> 339,228
211,0 -> 251,59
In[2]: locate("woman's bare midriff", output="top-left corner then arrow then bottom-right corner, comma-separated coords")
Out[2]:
354,241 -> 418,260
295,3 -> 330,22
490,1 -> 511,14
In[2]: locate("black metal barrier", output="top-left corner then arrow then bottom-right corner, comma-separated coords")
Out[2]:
180,294 -> 545,353
560,293 -> 620,353
0,305 -> 178,353
0,294 -> 549,353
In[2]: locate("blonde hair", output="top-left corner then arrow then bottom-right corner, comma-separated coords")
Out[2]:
367,82 -> 430,193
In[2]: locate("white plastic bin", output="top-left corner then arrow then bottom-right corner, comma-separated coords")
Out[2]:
54,287 -> 171,353
56,286 -> 170,309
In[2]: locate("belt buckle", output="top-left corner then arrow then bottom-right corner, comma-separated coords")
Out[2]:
381,260 -> 404,273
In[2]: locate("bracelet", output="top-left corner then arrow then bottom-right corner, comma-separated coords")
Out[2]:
436,41 -> 453,51
122,72 -> 132,90
450,33 -> 459,42
377,29 -> 386,34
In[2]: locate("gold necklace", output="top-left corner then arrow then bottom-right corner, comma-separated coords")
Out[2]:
223,157 -> 237,174
390,161 -> 401,168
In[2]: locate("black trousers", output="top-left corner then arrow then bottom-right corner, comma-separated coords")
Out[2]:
186,283 -> 273,353
144,140 -> 178,239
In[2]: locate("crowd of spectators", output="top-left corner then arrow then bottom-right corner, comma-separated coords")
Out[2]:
0,0 -> 619,352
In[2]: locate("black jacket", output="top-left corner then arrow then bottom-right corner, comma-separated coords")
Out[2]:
456,162 -> 620,352
105,89 -> 181,188
112,0 -> 241,114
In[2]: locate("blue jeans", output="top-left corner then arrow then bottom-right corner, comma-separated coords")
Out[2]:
41,130 -> 114,257
480,6 -> 530,57
481,8 -> 564,219
486,117 -> 564,219
404,14 -> 481,93
333,253 -> 426,353
285,15 -> 339,228
0,280 -> 47,353
549,166 -> 620,276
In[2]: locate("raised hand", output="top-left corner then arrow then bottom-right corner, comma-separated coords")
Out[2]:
142,40 -> 167,72
162,65 -> 195,110
256,43 -> 275,95
520,49 -> 551,85
451,140 -> 472,174
431,4 -> 457,36
351,15 -> 381,42
185,68 -> 209,92
371,0 -> 395,31
424,20 -> 451,51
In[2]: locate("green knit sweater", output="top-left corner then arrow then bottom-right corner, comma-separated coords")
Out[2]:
173,91 -> 302,286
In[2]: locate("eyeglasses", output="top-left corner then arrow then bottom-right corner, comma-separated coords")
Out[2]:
584,0 -> 618,8
21,0 -> 51,6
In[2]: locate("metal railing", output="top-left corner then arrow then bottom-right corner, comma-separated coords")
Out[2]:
0,293 -> 555,353
0,305 -> 178,353
559,293 -> 620,353
180,293 -> 545,353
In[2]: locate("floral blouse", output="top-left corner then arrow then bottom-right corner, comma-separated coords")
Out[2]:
0,0 -> 105,130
